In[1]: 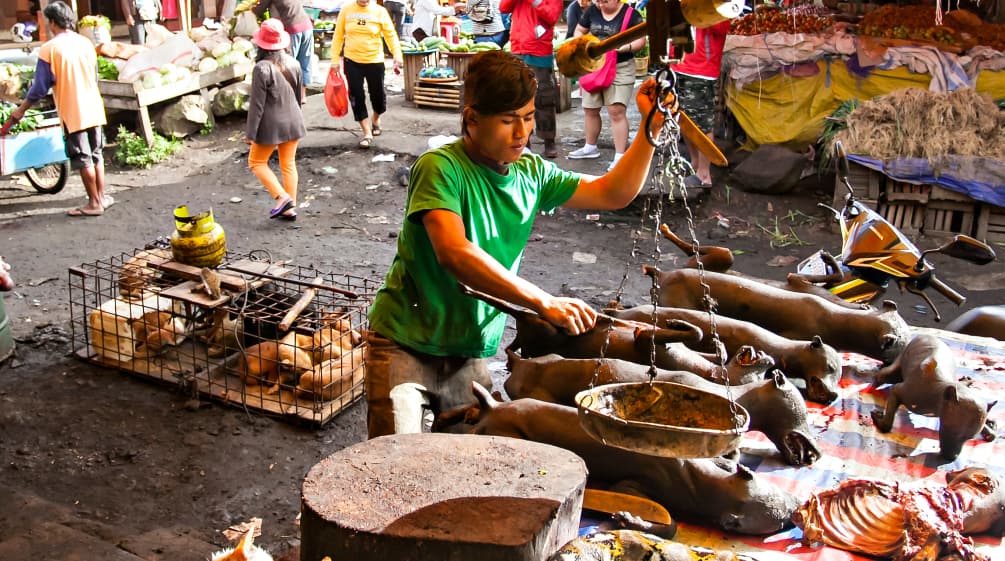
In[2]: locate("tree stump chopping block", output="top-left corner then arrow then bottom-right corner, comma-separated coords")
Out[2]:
301,433 -> 588,561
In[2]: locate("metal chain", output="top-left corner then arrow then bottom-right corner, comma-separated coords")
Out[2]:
591,69 -> 744,437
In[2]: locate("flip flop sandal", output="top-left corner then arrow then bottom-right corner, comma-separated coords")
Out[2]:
372,126 -> 382,137
359,137 -> 373,149
269,198 -> 295,219
67,207 -> 103,217
278,211 -> 298,222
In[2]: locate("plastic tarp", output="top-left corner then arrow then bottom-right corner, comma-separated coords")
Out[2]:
666,330 -> 1005,561
848,154 -> 1005,206
725,59 -> 1005,148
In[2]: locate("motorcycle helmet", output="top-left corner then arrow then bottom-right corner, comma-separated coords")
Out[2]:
11,22 -> 36,43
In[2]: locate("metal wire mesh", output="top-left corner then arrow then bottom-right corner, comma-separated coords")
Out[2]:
68,248 -> 378,427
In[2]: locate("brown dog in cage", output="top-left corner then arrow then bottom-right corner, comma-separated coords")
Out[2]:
236,341 -> 313,394
130,311 -> 187,357
311,316 -> 363,363
296,345 -> 366,401
118,248 -> 172,299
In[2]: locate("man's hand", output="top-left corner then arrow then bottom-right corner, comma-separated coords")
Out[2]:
636,77 -> 677,136
538,296 -> 598,336
125,14 -> 135,26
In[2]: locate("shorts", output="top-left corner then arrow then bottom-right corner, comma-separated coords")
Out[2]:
675,73 -> 718,133
582,59 -> 636,109
64,126 -> 105,171
364,331 -> 493,438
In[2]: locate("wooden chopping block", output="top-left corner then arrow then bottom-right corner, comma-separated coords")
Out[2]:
301,433 -> 588,561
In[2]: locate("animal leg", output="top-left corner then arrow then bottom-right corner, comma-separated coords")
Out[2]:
870,389 -> 902,433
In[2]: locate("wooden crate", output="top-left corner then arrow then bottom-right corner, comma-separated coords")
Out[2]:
839,162 -> 981,237
833,160 -> 884,208
402,51 -> 438,102
414,80 -> 463,110
976,205 -> 1005,243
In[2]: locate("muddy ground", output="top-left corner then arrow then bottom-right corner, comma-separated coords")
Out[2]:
1,81 -> 1003,560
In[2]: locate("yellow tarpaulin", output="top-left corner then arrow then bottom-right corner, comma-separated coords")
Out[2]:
725,59 -> 1005,149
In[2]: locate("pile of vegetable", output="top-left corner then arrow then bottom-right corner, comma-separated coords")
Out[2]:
97,56 -> 119,81
401,36 -> 500,54
418,66 -> 457,79
0,102 -> 43,134
314,20 -> 335,31
137,63 -> 193,90
78,15 -> 111,30
0,63 -> 34,103
195,37 -> 255,75
729,5 -> 835,36
113,125 -> 183,168
857,5 -> 965,47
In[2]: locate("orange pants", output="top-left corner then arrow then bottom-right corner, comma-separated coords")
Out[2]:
249,140 -> 299,207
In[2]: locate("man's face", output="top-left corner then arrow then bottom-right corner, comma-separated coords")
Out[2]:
467,99 -> 536,164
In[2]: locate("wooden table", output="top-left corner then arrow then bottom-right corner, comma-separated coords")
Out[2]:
98,61 -> 254,147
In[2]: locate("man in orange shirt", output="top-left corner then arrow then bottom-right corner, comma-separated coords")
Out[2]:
9,1 -> 110,217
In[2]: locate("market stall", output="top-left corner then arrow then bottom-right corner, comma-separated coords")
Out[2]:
719,4 -> 1005,239
721,5 -> 1005,148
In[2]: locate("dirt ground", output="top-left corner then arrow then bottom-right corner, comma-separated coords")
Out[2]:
1,81 -> 1003,560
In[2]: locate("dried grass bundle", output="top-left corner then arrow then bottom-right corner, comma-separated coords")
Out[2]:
824,87 -> 1004,162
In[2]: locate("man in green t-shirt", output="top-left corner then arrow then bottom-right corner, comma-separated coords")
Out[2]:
366,51 -> 670,438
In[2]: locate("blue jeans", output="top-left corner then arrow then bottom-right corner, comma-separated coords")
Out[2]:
290,29 -> 314,85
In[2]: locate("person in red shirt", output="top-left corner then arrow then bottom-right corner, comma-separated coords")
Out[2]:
500,0 -> 563,158
671,20 -> 730,189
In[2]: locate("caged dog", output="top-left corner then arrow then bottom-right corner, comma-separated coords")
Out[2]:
235,341 -> 312,394
129,310 -> 187,358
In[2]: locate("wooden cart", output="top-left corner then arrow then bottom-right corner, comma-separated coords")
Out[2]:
98,61 -> 254,147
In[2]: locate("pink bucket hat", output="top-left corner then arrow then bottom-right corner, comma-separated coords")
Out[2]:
253,18 -> 290,51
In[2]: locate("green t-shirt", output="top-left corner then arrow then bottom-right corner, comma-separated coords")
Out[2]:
368,140 -> 581,358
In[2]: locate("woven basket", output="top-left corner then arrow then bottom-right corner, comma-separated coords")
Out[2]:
634,56 -> 649,77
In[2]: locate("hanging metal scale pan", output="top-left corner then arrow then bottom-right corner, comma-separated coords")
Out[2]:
576,382 -> 750,458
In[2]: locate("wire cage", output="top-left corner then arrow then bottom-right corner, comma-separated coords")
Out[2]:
68,247 -> 379,426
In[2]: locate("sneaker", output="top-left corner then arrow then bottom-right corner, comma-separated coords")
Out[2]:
568,145 -> 600,159
606,154 -> 624,171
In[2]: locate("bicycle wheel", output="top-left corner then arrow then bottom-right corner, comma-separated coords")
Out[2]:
25,162 -> 69,194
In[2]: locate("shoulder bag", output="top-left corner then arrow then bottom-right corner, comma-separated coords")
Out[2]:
579,5 -> 633,94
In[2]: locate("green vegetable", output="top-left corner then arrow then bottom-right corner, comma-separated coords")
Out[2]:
818,98 -> 860,173
113,125 -> 183,168
79,15 -> 111,29
0,102 -> 43,134
97,56 -> 119,81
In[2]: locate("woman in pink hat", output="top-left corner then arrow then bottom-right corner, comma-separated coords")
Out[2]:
247,18 -> 307,221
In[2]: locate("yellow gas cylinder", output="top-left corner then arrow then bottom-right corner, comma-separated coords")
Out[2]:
681,0 -> 744,27
170,205 -> 227,268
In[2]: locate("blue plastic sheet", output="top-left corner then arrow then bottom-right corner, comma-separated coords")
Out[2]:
848,154 -> 1005,207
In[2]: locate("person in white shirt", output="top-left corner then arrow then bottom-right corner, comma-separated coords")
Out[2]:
410,0 -> 456,40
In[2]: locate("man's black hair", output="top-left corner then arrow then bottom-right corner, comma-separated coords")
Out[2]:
464,51 -> 538,115
44,1 -> 77,31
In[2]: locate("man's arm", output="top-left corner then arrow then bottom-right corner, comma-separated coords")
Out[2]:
121,0 -> 135,25
534,0 -> 562,27
422,209 -> 597,335
563,78 -> 670,210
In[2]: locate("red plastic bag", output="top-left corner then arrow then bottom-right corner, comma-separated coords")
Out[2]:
325,65 -> 349,118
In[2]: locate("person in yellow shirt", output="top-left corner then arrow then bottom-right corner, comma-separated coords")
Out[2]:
9,1 -> 110,217
332,0 -> 403,149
